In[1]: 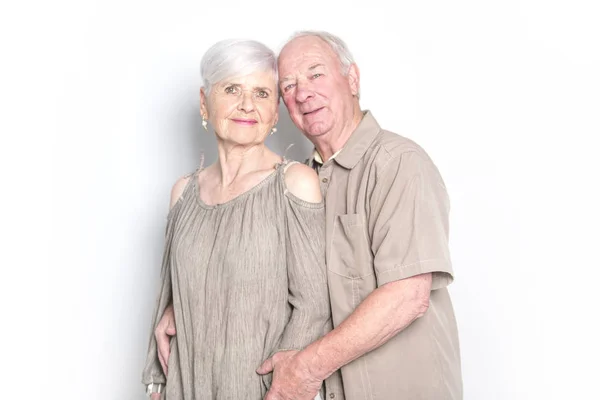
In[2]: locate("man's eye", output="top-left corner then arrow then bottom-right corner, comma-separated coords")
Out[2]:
283,84 -> 296,92
312,73 -> 322,79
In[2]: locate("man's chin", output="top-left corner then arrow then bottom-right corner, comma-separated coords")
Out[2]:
303,122 -> 332,138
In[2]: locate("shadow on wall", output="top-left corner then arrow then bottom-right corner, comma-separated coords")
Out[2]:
186,103 -> 313,167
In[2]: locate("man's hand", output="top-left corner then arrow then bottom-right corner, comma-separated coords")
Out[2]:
155,304 -> 176,375
256,350 -> 322,400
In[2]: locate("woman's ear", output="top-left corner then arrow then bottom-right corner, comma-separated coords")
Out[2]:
200,87 -> 208,118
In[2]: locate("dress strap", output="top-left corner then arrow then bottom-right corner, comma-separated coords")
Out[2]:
189,153 -> 206,180
282,143 -> 295,159
282,159 -> 300,174
174,156 -> 205,208
277,144 -> 299,173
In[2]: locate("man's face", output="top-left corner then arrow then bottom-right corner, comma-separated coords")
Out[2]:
278,36 -> 357,139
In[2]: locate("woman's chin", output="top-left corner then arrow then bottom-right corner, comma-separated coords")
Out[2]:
217,134 -> 265,147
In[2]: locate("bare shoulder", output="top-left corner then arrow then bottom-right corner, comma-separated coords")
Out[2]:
170,175 -> 192,209
283,162 -> 322,203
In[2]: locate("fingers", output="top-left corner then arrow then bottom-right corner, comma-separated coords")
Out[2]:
166,319 -> 177,336
264,389 -> 282,400
158,350 -> 168,376
156,327 -> 170,375
155,304 -> 176,376
256,357 -> 274,375
165,303 -> 175,319
158,338 -> 170,375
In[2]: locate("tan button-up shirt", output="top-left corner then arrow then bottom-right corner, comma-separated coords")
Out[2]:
315,112 -> 462,400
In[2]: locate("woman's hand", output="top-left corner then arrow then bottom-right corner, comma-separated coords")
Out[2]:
155,303 -> 176,375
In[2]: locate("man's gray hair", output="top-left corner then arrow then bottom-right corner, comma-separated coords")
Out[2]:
200,39 -> 278,94
283,31 -> 356,75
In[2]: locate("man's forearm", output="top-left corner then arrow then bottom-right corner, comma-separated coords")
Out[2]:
299,273 -> 432,380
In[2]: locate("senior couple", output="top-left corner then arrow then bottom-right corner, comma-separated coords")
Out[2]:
142,31 -> 462,400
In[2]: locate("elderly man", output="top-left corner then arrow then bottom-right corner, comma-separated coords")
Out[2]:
154,31 -> 462,400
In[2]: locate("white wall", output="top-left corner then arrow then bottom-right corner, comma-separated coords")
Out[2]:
10,0 -> 599,399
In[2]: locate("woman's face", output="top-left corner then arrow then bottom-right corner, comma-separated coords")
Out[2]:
201,70 -> 279,146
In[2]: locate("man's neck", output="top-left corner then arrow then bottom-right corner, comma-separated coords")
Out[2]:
313,107 -> 364,162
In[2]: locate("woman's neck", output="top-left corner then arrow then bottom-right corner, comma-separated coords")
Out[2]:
214,141 -> 271,187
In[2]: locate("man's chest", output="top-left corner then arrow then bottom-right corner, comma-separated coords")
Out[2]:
318,163 -> 376,279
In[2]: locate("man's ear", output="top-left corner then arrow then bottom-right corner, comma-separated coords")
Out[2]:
347,64 -> 360,97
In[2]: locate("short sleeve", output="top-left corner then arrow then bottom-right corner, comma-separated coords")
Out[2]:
140,203 -> 181,387
276,193 -> 331,352
369,151 -> 454,290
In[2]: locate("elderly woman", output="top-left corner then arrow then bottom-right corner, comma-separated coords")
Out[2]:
141,39 -> 330,399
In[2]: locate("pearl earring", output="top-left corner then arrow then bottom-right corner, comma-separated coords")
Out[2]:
202,117 -> 208,131
270,127 -> 277,135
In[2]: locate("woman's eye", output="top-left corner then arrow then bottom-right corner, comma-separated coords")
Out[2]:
225,86 -> 239,94
257,90 -> 268,98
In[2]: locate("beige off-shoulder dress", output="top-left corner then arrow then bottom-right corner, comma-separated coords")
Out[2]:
142,161 -> 331,399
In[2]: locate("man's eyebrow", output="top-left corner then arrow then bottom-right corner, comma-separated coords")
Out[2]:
308,63 -> 325,70
279,64 -> 326,84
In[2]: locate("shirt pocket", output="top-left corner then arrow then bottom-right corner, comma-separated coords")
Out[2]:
329,213 -> 373,278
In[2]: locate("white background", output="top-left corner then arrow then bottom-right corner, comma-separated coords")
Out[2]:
3,0 -> 599,399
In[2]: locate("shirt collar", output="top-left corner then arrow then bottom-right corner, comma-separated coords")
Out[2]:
335,110 -> 382,169
312,148 -> 343,164
308,111 -> 381,170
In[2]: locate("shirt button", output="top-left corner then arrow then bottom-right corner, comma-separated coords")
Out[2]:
322,178 -> 329,183
329,394 -> 335,399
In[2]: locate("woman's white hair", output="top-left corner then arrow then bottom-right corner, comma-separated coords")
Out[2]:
200,39 -> 278,94
283,30 -> 356,75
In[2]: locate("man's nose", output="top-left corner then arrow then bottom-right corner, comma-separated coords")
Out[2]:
295,81 -> 314,103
